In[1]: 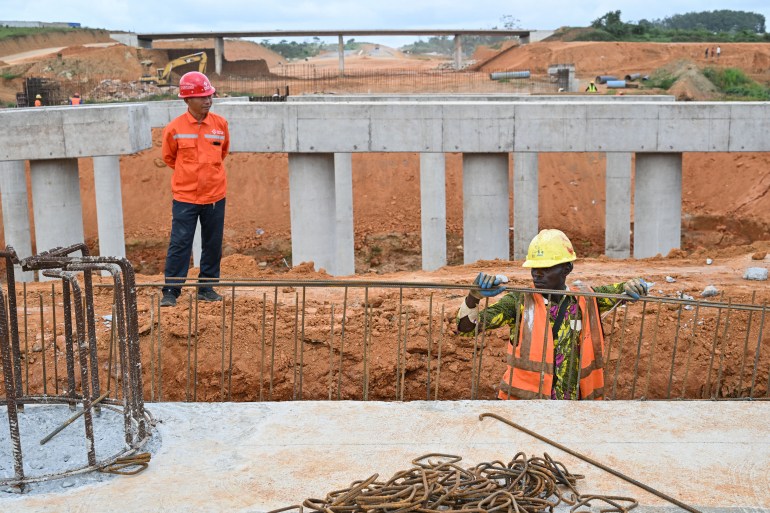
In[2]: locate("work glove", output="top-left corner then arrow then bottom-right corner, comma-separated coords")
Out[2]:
623,278 -> 649,301
470,272 -> 509,299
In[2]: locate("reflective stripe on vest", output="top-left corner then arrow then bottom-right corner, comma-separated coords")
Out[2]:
173,133 -> 198,140
498,289 -> 605,400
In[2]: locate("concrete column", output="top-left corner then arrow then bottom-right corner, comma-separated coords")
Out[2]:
193,220 -> 202,268
462,154 -> 509,264
519,34 -> 531,45
513,152 -> 538,260
30,159 -> 85,279
289,154 -> 336,273
338,35 -> 345,77
605,153 -> 632,259
214,37 -> 224,75
334,153 -> 355,276
453,35 -> 462,69
634,153 -> 682,259
92,156 -> 126,261
420,153 -> 447,271
0,160 -> 34,281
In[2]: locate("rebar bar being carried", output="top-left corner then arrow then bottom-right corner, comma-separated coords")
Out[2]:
273,452 -> 638,513
0,244 -> 151,493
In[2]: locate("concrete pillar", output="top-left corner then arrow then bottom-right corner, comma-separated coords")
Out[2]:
214,37 -> 224,75
513,152 -> 538,260
193,220 -> 202,268
519,34 -> 531,45
338,35 -> 345,77
0,160 -> 34,281
30,159 -> 85,279
138,37 -> 152,49
605,153 -> 632,259
288,154 -> 336,273
462,154 -> 509,264
453,35 -> 462,69
634,153 -> 682,259
419,153 -> 447,271
92,156 -> 126,262
334,153 -> 355,276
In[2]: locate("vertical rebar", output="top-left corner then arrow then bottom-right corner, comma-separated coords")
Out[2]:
704,298 -> 724,399
260,292 -> 267,401
737,291 -> 757,397
39,294 -> 47,396
337,287 -> 348,400
220,296 -> 226,401
508,295 -> 523,396
475,297 -> 490,399
186,293 -> 192,402
156,293 -> 163,402
400,309 -> 408,401
269,287 -> 277,401
643,303 -> 662,399
0,285 -> 24,490
299,287 -> 306,400
24,281 -> 29,396
228,286 -> 235,401
434,305 -> 444,400
611,304 -> 630,400
630,301 -> 647,399
193,293 -> 199,401
426,292 -> 433,401
666,304 -> 684,399
149,294 -> 156,401
680,303 -> 701,400
603,306 -> 620,372
537,295 -> 556,399
714,299 -> 734,399
396,288 -> 403,399
363,287 -> 369,401
328,304 -> 335,401
107,303 -> 116,400
51,283 -> 58,395
749,303 -> 767,398
292,292 -> 299,400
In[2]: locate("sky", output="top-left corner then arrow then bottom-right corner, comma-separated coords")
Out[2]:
2,0 -> 768,46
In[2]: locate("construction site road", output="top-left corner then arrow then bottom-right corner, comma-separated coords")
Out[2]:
3,400 -> 768,512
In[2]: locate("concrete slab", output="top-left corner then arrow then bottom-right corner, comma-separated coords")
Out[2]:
287,94 -> 677,102
3,401 -> 768,512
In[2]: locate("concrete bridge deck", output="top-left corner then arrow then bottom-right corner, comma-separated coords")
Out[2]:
3,401 -> 769,512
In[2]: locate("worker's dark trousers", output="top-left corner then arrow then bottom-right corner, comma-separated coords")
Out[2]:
162,198 -> 226,298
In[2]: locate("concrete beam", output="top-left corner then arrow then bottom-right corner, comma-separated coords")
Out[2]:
217,101 -> 770,154
513,152 -> 538,261
287,95 -> 676,102
334,153 -> 355,276
29,159 -> 85,275
0,104 -> 151,161
419,153 -> 447,271
0,160 -> 34,281
463,154 -> 509,264
605,152 -> 632,259
288,154 -> 336,274
214,37 -> 224,75
634,153 -> 682,258
92,156 -> 126,262
145,97 -> 249,128
453,35 -> 462,69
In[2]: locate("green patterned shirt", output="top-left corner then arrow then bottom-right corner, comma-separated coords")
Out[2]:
458,283 -> 626,399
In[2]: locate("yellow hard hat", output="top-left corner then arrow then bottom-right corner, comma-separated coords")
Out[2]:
522,229 -> 577,268
35,94 -> 42,99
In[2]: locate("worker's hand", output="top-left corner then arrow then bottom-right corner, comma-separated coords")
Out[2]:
623,278 -> 649,301
470,272 -> 509,299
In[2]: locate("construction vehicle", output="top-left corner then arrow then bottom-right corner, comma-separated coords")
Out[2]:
140,52 -> 207,86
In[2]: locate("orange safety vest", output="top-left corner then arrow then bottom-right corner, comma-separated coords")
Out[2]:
497,289 -> 605,400
162,110 -> 230,204
70,97 -> 81,105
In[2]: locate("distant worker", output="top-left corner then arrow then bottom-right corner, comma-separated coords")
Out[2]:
69,93 -> 82,105
705,47 -> 709,59
160,71 -> 230,307
716,46 -> 721,59
456,229 -> 649,400
710,47 -> 715,58
34,94 -> 42,107
585,81 -> 597,93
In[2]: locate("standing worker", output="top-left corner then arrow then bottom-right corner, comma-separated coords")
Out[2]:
716,46 -> 721,60
585,81 -> 597,93
456,229 -> 648,400
34,94 -> 42,107
69,93 -> 82,105
160,71 -> 230,307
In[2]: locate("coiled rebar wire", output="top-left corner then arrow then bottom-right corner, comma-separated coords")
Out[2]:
269,452 -> 639,513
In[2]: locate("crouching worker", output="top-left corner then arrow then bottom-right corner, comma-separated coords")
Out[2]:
456,229 -> 648,400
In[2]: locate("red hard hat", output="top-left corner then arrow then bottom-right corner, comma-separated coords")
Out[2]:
178,71 -> 215,98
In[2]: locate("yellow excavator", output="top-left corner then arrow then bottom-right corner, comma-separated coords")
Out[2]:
140,52 -> 207,86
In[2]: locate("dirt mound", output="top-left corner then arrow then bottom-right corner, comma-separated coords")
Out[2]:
666,61 -> 719,100
23,44 -> 148,81
0,29 -> 112,58
474,41 -> 770,81
153,38 -> 284,67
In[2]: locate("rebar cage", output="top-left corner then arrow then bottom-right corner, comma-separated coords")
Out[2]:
0,245 -> 150,492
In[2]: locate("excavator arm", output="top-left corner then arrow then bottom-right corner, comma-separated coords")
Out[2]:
140,52 -> 207,86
